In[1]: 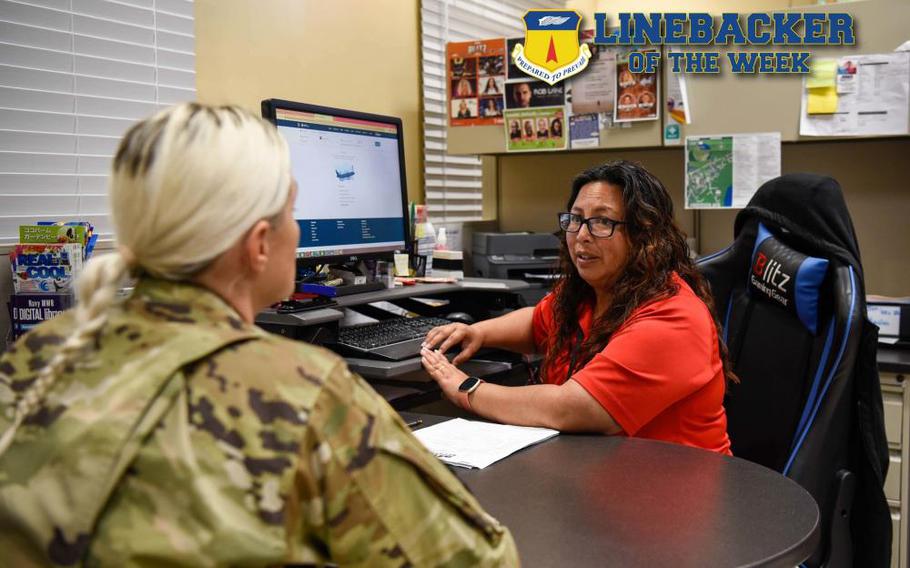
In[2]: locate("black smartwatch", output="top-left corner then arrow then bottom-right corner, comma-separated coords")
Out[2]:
459,376 -> 483,393
457,376 -> 483,411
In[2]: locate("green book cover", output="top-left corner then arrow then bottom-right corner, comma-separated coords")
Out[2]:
19,224 -> 87,245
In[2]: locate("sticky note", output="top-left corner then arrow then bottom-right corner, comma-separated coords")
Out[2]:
806,59 -> 837,89
807,86 -> 838,114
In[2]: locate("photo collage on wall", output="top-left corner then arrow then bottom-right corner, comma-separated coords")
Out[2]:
451,32 -> 661,152
505,107 -> 566,152
448,39 -> 506,126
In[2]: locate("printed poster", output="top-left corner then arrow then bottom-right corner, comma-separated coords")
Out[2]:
666,71 -> 690,125
505,79 -> 565,109
506,37 -> 524,80
685,132 -> 781,209
569,113 -> 599,148
664,56 -> 690,145
448,39 -> 506,126
505,107 -> 567,152
614,50 -> 660,123
567,30 -> 618,116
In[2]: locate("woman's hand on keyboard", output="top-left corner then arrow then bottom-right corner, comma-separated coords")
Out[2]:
422,323 -> 484,365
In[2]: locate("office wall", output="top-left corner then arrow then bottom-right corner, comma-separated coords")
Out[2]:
568,0 -> 820,21
0,2 -> 424,348
497,146 -> 695,236
498,138 -> 910,296
194,0 -> 423,203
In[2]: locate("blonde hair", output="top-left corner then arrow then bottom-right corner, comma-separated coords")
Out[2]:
0,103 -> 292,454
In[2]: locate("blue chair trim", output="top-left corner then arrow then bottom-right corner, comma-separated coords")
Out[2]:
791,317 -> 836,451
722,294 -> 733,344
783,266 -> 856,476
696,243 -> 734,265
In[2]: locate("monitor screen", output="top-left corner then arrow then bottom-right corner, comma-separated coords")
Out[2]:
262,100 -> 409,262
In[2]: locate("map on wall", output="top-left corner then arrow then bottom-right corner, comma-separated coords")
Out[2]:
685,132 -> 781,209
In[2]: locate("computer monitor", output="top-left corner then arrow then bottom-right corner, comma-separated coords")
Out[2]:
261,99 -> 410,264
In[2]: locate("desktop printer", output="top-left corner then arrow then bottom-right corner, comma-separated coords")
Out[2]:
472,232 -> 560,283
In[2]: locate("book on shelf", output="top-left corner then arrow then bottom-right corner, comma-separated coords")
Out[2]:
9,243 -> 84,293
8,293 -> 74,341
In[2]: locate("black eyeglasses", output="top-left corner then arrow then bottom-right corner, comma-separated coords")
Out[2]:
558,212 -> 626,238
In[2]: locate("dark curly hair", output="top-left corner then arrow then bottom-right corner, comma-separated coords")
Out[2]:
542,160 -> 736,385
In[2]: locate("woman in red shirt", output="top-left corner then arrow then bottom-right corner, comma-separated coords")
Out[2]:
421,160 -> 734,454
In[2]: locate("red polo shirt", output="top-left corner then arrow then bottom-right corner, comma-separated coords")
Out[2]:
532,273 -> 732,455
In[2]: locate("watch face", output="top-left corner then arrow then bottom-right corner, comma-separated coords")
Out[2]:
458,377 -> 481,392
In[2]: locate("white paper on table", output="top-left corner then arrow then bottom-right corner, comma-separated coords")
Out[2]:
800,52 -> 910,137
413,418 -> 559,469
459,281 -> 508,290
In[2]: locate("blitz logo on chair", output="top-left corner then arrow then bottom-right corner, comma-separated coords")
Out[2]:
753,252 -> 791,294
750,237 -> 801,308
749,223 -> 829,334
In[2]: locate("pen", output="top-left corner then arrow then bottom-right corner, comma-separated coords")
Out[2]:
406,418 -> 423,429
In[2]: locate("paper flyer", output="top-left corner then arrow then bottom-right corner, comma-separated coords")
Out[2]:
505,107 -> 567,152
664,60 -> 690,145
567,30 -> 618,116
799,52 -> 910,137
448,38 -> 506,127
685,132 -> 781,209
569,113 -> 599,148
614,50 -> 660,122
665,58 -> 690,125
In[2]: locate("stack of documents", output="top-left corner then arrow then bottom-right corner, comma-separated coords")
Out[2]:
413,418 -> 559,469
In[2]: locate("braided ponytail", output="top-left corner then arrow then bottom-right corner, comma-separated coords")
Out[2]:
0,253 -> 131,455
0,103 -> 291,456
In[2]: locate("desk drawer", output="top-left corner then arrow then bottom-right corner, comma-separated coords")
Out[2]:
886,452 -> 902,502
883,391 -> 903,448
881,372 -> 906,389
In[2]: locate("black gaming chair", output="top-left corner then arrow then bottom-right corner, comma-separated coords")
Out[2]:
697,174 -> 890,568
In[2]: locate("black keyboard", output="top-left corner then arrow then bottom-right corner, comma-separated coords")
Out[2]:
334,317 -> 453,361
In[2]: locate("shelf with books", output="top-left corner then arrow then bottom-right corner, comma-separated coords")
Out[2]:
6,222 -> 96,342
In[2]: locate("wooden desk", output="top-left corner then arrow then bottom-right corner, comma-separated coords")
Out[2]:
407,413 -> 820,567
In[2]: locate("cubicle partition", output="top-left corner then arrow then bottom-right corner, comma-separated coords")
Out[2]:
446,0 -> 910,299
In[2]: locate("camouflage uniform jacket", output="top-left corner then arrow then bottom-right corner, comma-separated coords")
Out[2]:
0,278 -> 518,567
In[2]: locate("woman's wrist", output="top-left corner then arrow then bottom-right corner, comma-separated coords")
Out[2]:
456,377 -> 483,412
469,321 -> 488,348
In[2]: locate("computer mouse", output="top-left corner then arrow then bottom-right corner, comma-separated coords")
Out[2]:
445,312 -> 475,325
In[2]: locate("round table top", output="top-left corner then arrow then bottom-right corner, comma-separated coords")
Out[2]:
411,414 -> 820,568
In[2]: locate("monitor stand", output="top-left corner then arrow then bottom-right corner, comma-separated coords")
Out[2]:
334,281 -> 386,296
330,261 -> 387,296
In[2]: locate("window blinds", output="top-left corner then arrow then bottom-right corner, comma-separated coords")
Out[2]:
420,0 -> 562,223
0,0 -> 196,246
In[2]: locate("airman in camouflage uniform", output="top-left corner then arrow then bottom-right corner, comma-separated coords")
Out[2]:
0,278 -> 519,567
